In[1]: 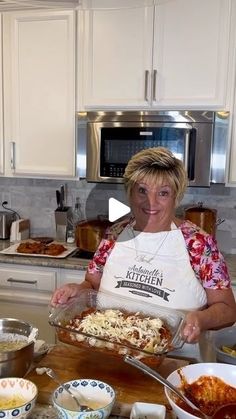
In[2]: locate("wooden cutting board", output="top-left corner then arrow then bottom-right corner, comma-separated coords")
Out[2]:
26,344 -> 189,416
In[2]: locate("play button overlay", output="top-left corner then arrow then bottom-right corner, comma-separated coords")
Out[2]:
109,198 -> 130,222
84,182 -> 138,244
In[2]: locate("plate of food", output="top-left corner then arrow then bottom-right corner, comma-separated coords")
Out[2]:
0,240 -> 77,258
49,289 -> 185,367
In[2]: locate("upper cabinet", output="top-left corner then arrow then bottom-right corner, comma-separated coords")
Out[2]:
3,9 -> 76,178
226,81 -> 236,185
153,0 -> 232,109
78,0 -> 234,111
78,0 -> 154,109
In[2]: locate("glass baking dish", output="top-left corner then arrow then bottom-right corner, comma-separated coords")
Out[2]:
49,289 -> 185,366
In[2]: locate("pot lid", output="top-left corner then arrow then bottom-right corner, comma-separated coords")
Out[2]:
77,218 -> 111,228
185,202 -> 216,214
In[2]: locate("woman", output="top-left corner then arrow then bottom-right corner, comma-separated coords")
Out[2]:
51,147 -> 236,356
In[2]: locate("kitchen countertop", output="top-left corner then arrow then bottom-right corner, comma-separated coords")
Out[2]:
0,240 -> 235,282
28,404 -> 175,419
0,240 -> 89,270
26,344 -> 187,419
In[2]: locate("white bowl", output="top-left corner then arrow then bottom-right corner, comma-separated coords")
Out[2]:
164,362 -> 236,419
214,326 -> 236,365
0,377 -> 38,418
52,378 -> 116,419
130,402 -> 166,419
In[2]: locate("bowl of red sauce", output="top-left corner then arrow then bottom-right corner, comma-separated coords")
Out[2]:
164,362 -> 236,419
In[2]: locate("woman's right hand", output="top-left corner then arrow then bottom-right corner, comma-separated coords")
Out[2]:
51,271 -> 102,307
50,283 -> 82,307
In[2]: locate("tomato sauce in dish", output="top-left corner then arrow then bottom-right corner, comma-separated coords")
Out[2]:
172,370 -> 236,417
213,403 -> 236,419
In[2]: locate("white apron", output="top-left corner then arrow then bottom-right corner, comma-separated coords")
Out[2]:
100,224 -> 207,310
100,224 -> 214,361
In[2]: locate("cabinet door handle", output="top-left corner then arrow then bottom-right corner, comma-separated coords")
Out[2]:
10,141 -> 16,170
152,69 -> 157,102
144,70 -> 149,101
7,278 -> 38,285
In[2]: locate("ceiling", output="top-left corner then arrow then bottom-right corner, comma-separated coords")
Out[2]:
0,0 -> 79,10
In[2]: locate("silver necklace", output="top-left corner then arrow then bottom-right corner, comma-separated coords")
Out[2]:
126,225 -> 170,264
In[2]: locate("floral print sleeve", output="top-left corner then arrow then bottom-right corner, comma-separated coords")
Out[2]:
87,239 -> 115,273
181,220 -> 231,289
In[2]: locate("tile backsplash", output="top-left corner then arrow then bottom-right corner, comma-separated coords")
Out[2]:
1,177 -> 236,254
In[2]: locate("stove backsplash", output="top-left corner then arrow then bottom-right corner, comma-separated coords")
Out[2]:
0,177 -> 236,254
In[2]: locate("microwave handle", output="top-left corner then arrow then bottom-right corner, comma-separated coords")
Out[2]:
186,128 -> 196,181
184,131 -> 190,174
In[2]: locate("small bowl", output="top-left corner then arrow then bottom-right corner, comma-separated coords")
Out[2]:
0,377 -> 38,418
130,402 -> 166,419
214,326 -> 236,365
52,378 -> 116,419
164,362 -> 236,419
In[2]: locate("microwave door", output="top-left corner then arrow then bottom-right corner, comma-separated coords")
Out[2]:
86,121 -> 212,186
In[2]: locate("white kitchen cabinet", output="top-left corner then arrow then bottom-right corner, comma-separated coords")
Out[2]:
78,0 -> 153,109
58,268 -> 86,287
0,264 -> 57,343
152,0 -> 232,109
3,9 -> 76,178
226,76 -> 236,185
79,0 -> 233,110
0,263 -> 86,343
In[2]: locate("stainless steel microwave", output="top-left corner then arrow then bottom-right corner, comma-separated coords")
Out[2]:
76,111 -> 229,187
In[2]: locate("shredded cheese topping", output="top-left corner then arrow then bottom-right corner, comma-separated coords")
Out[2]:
66,309 -> 171,354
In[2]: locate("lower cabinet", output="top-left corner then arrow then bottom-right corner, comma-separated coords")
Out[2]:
58,269 -> 85,288
0,263 -> 86,343
0,264 -> 57,343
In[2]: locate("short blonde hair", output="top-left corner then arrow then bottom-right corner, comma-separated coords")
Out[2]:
123,147 -> 188,206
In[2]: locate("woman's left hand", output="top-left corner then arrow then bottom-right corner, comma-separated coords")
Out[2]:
182,311 -> 202,343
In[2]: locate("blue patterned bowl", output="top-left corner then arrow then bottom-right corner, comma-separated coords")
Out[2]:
0,377 -> 38,418
52,379 -> 116,419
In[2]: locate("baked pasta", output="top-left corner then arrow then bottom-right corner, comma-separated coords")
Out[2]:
60,308 -> 172,355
